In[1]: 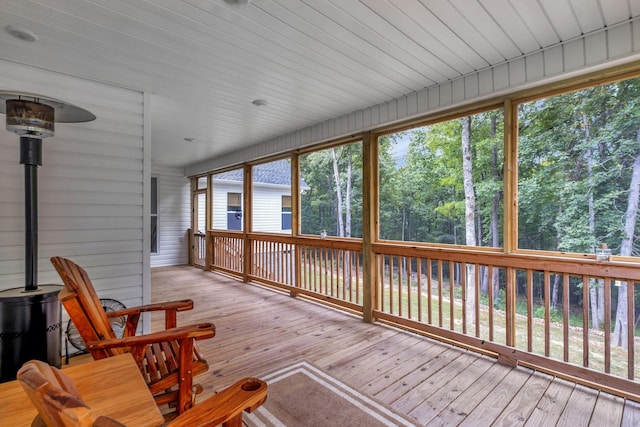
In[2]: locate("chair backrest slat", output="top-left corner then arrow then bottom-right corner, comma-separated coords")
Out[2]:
51,257 -> 122,356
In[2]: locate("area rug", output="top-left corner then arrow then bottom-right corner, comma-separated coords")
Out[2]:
243,362 -> 418,427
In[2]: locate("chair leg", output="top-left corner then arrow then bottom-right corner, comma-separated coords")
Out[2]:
177,339 -> 195,414
221,413 -> 243,427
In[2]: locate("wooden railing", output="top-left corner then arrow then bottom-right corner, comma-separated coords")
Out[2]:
205,231 -> 640,401
193,232 -> 207,268
373,242 -> 640,400
209,231 -> 364,313
210,231 -> 244,275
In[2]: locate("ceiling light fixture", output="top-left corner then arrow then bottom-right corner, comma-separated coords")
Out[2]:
5,25 -> 39,42
223,0 -> 251,6
252,99 -> 268,107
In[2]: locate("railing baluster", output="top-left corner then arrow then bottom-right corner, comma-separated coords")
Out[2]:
437,259 -> 443,328
474,263 -> 480,338
544,271 -> 551,357
563,274 -> 570,362
527,269 -> 534,353
461,261 -> 466,335
427,259 -> 433,325
417,260 -> 423,323
604,277 -> 611,374
449,261 -> 454,331
398,256 -> 403,318
380,255 -> 385,312
582,275 -> 589,368
488,265 -> 494,342
628,280 -> 635,380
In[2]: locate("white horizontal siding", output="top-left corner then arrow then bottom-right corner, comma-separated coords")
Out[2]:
252,185 -> 290,233
150,165 -> 190,267
185,19 -> 640,176
0,59 -> 145,313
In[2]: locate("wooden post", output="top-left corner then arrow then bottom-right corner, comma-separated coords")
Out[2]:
291,154 -> 301,297
503,99 -> 518,346
206,174 -> 213,270
243,165 -> 252,283
362,132 -> 378,323
503,98 -> 518,253
189,177 -> 196,266
187,228 -> 193,266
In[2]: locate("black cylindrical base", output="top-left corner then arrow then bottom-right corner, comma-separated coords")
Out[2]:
0,285 -> 62,382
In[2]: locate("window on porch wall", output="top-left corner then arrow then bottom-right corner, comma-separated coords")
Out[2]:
150,176 -> 158,253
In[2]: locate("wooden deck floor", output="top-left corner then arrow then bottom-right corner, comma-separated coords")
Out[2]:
151,266 -> 640,426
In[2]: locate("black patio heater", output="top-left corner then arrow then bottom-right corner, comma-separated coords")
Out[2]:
0,91 -> 95,382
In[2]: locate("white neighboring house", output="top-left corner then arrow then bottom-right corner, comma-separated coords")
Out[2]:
211,160 -> 308,233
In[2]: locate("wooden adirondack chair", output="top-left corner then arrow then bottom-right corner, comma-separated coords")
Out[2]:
50,256 -> 215,415
17,359 -> 268,427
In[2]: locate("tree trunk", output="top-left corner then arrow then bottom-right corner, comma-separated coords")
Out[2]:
590,280 -> 600,329
583,111 -> 605,333
490,114 -> 501,297
331,148 -> 344,237
597,285 -> 605,328
612,129 -> 640,348
461,116 -> 476,323
345,154 -> 352,238
345,154 -> 353,289
551,274 -> 560,311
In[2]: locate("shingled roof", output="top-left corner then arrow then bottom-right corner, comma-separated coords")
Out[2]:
213,159 -> 307,188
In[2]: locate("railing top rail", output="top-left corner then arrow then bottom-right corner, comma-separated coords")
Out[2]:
372,242 -> 640,281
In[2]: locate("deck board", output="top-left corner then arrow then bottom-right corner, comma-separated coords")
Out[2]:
150,266 -> 637,426
557,384 -> 598,426
524,377 -> 575,426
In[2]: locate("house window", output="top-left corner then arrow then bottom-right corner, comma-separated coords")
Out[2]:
227,192 -> 242,230
151,176 -> 158,254
282,195 -> 292,231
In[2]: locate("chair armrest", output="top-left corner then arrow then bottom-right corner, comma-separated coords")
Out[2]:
107,300 -> 194,332
109,299 -> 194,316
85,323 -> 215,351
168,378 -> 268,427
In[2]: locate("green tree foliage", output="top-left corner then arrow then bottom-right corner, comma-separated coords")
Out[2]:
379,110 -> 504,246
300,142 -> 363,237
518,78 -> 640,255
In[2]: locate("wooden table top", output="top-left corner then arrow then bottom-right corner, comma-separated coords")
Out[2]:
0,353 -> 164,426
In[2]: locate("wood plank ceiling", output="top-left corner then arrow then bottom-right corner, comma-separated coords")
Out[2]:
0,0 -> 637,168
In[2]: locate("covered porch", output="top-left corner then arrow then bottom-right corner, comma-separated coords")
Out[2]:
151,265 -> 640,426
